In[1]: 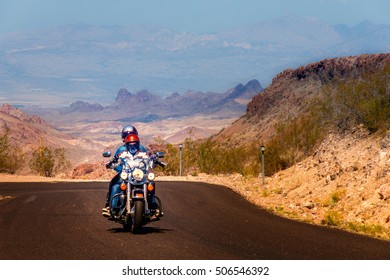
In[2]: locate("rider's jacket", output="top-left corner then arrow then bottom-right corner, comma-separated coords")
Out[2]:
113,144 -> 147,173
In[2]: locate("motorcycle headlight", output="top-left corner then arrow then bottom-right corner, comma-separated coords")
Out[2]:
148,172 -> 155,181
120,172 -> 128,180
132,168 -> 144,181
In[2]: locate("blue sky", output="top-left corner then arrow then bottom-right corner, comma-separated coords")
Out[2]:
0,0 -> 389,33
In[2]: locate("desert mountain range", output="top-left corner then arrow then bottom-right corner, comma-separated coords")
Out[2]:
25,79 -> 263,147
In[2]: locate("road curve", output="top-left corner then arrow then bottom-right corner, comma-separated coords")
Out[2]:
0,181 -> 389,260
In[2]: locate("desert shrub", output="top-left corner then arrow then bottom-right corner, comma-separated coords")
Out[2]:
330,188 -> 346,204
195,139 -> 218,173
194,140 -> 261,176
264,111 -> 325,175
156,138 -> 198,176
30,145 -> 71,177
348,222 -> 390,239
30,146 -> 55,177
322,188 -> 347,208
322,64 -> 390,133
322,210 -> 344,226
158,143 -> 179,175
0,131 -> 24,174
53,147 -> 71,174
181,138 -> 198,175
154,138 -> 261,177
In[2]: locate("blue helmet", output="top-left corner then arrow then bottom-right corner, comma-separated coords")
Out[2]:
121,125 -> 138,141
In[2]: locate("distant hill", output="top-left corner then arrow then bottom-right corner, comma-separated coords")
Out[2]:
65,101 -> 104,113
62,79 -> 263,121
25,79 -> 263,145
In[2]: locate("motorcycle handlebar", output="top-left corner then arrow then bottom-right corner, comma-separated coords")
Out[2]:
106,153 -> 166,169
155,159 -> 166,168
105,155 -> 119,169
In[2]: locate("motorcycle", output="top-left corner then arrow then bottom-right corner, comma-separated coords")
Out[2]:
103,150 -> 165,233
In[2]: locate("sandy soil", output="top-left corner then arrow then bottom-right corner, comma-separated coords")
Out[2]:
0,174 -> 108,183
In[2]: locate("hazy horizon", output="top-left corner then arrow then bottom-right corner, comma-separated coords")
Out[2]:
1,0 -> 390,34
0,0 -> 389,106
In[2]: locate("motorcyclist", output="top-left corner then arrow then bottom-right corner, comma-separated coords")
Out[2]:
103,127 -> 164,220
102,125 -> 146,217
103,134 -> 163,220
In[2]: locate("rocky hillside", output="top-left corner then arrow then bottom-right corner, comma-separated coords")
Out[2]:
206,52 -> 390,239
247,53 -> 389,118
169,125 -> 390,240
0,104 -> 103,175
0,104 -> 63,151
214,53 -> 390,145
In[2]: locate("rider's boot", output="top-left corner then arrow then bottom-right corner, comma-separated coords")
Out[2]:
102,206 -> 111,218
149,201 -> 163,221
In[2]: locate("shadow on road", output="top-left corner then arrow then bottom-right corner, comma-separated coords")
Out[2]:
107,226 -> 173,235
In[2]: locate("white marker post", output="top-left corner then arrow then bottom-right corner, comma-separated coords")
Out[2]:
261,145 -> 265,187
179,143 -> 183,176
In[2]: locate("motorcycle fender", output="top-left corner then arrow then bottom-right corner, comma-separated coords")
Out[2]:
132,190 -> 144,199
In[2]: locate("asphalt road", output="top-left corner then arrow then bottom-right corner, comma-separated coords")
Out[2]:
0,181 -> 389,260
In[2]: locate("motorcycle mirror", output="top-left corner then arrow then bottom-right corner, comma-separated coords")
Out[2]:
102,151 -> 111,158
156,151 -> 165,158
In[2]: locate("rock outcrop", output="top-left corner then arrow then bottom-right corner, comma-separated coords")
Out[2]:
247,53 -> 390,118
215,53 -> 390,145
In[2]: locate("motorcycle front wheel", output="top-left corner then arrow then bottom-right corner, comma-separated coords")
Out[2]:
133,200 -> 144,233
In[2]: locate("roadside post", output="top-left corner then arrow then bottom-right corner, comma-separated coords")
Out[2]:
179,143 -> 183,176
261,145 -> 265,187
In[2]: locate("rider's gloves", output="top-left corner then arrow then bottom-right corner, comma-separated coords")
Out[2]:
105,161 -> 112,169
105,155 -> 119,169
